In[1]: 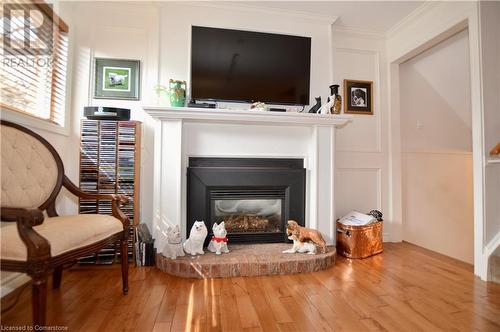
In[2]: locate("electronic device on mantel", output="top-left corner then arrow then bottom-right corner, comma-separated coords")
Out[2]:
84,106 -> 130,121
190,26 -> 311,106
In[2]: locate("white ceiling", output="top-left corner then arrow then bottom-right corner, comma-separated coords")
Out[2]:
233,1 -> 425,33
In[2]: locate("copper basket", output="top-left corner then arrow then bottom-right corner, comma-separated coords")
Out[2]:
336,220 -> 383,259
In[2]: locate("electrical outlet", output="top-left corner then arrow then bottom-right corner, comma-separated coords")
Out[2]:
416,120 -> 423,130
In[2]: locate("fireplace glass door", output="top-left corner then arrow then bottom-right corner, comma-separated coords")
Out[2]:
211,198 -> 283,234
187,157 -> 305,243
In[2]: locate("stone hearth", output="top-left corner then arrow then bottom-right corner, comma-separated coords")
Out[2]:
156,243 -> 336,279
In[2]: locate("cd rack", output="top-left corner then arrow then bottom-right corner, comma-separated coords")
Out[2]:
79,120 -> 141,264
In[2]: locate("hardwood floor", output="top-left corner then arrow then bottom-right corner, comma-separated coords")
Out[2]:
2,242 -> 500,331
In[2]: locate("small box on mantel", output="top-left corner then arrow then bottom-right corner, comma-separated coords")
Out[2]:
336,220 -> 383,259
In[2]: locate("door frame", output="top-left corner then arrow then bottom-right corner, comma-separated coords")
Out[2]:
387,3 -> 486,279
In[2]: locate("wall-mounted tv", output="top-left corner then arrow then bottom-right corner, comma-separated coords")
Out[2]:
191,26 -> 311,106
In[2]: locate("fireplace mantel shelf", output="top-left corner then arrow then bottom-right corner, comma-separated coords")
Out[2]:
144,106 -> 352,126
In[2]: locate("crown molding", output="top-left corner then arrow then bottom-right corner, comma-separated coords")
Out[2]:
386,1 -> 438,39
174,2 -> 338,25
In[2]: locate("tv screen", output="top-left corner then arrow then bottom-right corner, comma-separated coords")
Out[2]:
191,26 -> 311,106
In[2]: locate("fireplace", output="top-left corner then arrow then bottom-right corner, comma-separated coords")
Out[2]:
187,158 -> 306,243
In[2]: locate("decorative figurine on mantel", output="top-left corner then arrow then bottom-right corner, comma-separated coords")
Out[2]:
284,220 -> 327,254
208,222 -> 230,255
183,220 -> 208,255
169,79 -> 187,107
251,101 -> 267,112
329,84 -> 342,114
315,84 -> 342,115
317,98 -> 333,115
307,96 -> 322,113
162,224 -> 185,259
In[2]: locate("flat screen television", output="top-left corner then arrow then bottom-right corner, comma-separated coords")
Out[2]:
191,26 -> 311,106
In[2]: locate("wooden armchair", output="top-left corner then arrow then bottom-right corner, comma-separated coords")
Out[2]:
0,120 -> 130,325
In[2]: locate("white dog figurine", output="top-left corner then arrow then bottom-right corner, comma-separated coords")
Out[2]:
183,220 -> 208,255
282,232 -> 317,255
162,225 -> 185,259
208,222 -> 229,255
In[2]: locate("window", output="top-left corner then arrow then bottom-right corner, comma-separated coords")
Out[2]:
1,1 -> 69,126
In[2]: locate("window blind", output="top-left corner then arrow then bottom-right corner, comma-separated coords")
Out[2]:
1,1 -> 69,126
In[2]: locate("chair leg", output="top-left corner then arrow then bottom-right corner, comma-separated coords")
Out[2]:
32,274 -> 48,326
52,266 -> 63,289
121,239 -> 129,295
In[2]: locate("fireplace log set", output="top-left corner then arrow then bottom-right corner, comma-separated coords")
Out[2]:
222,214 -> 281,233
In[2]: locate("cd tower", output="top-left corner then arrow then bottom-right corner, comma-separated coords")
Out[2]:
79,120 -> 141,264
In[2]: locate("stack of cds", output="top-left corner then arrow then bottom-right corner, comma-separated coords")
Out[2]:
78,120 -> 140,265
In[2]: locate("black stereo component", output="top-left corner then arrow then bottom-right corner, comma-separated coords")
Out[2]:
84,106 -> 131,121
188,102 -> 216,108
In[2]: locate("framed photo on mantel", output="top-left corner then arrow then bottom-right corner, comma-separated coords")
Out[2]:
344,79 -> 373,115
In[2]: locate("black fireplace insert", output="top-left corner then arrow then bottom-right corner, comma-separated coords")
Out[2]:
187,157 -> 306,244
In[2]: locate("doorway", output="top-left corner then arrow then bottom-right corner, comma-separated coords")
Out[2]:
399,29 -> 474,263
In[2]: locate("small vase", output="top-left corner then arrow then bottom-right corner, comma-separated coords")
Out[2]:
169,79 -> 187,107
330,84 -> 342,114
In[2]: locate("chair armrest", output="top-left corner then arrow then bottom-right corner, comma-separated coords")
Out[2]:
63,175 -> 129,205
63,176 -> 131,232
0,208 -> 51,265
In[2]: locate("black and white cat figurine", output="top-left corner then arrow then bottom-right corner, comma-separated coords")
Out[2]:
307,97 -> 322,113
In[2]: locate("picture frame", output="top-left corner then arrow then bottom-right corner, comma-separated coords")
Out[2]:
343,79 -> 373,115
94,58 -> 140,100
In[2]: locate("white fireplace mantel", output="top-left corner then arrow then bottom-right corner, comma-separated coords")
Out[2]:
144,106 -> 352,250
143,106 -> 352,126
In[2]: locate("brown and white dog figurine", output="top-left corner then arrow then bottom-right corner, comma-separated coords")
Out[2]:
286,220 -> 327,253
282,231 -> 316,254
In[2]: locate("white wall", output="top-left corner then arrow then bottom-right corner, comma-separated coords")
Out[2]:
332,29 -> 391,240
400,30 -> 472,152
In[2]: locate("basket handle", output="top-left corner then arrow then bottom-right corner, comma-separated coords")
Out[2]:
337,227 -> 352,237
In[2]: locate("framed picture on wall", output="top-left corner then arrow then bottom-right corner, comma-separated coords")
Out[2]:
94,58 -> 140,100
343,79 -> 373,115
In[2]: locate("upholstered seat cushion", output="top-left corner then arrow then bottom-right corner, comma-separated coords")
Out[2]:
0,215 -> 123,261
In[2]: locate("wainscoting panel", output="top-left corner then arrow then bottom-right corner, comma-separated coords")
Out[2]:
402,151 -> 474,263
335,168 -> 382,219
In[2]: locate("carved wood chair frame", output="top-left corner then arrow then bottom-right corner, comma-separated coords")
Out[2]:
0,120 -> 130,326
